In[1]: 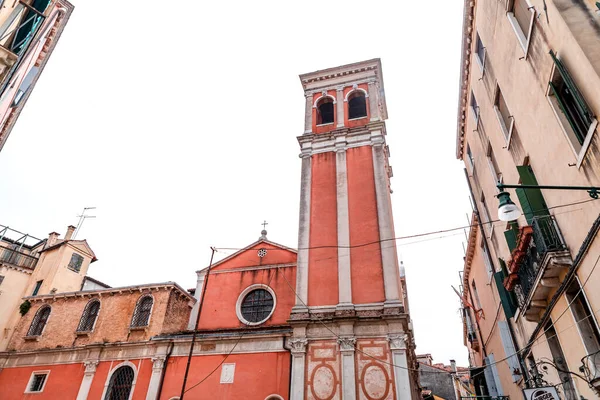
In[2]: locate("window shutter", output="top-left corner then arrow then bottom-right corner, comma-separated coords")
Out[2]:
483,356 -> 500,397
498,320 -> 522,382
516,166 -> 549,224
504,228 -> 518,252
514,0 -> 532,36
494,271 -> 516,318
549,50 -> 594,127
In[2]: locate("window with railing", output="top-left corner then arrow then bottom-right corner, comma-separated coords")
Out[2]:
130,295 -> 153,328
27,305 -> 50,337
77,299 -> 100,332
0,245 -> 38,269
0,0 -> 49,56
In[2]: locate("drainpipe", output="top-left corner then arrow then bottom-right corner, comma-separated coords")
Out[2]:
155,341 -> 174,400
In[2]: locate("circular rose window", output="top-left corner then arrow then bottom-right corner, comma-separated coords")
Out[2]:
238,287 -> 275,325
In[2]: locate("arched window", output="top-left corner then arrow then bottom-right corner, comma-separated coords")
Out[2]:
317,97 -> 334,125
348,91 -> 367,119
104,365 -> 135,400
27,305 -> 50,336
130,295 -> 153,327
77,299 -> 100,332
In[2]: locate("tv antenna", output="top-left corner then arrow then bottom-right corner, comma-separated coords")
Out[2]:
73,207 -> 96,239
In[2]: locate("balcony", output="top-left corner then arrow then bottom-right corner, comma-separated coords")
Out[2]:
0,245 -> 38,269
581,349 -> 600,390
505,216 -> 572,322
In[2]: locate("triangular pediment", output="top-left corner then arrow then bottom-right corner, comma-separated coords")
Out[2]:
200,239 -> 297,273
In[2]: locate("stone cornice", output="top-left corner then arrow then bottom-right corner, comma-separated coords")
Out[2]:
297,122 -> 387,156
456,0 -> 477,159
299,59 -> 380,85
0,263 -> 33,274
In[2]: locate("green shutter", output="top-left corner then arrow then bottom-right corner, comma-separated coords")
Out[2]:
504,229 -> 518,252
549,50 -> 594,128
516,166 -> 549,225
494,270 -> 517,319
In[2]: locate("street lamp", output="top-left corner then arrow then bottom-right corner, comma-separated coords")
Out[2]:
495,183 -> 600,222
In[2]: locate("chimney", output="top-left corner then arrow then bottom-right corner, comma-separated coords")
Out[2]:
47,232 -> 60,247
450,359 -> 457,372
64,225 -> 76,241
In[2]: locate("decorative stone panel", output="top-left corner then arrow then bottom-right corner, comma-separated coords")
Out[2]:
356,339 -> 396,400
306,341 -> 341,400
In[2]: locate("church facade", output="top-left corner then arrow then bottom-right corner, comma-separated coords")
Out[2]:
0,59 -> 420,400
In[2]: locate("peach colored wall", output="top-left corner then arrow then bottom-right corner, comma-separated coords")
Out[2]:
160,352 -> 290,399
0,363 -> 84,400
346,146 -> 385,304
8,288 -> 191,351
0,266 -> 31,351
308,152 -> 338,306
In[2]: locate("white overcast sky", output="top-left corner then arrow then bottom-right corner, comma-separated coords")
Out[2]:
0,1 -> 473,365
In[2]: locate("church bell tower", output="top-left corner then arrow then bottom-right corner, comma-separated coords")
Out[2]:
289,59 -> 419,400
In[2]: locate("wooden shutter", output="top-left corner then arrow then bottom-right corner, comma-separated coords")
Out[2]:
494,271 -> 516,318
514,0 -> 532,37
516,165 -> 549,225
498,321 -> 522,382
504,228 -> 518,252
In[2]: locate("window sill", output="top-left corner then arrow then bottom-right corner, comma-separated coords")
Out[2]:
24,336 -> 40,341
67,267 -> 81,273
129,326 -> 148,332
75,331 -> 92,337
494,106 -> 514,148
348,116 -> 368,122
316,122 -> 334,127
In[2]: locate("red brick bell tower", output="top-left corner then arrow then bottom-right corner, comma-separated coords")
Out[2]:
289,59 -> 419,400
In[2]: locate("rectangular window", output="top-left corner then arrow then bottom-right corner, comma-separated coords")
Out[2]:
467,144 -> 475,170
494,267 -> 518,318
25,371 -> 49,393
515,165 -> 550,225
487,144 -> 502,185
507,0 -> 535,53
32,280 -> 43,296
68,253 -> 84,273
547,51 -> 598,163
494,86 -> 514,143
482,239 -> 494,278
498,321 -> 522,382
566,280 -> 600,375
475,32 -> 486,71
471,91 -> 479,124
471,280 -> 483,311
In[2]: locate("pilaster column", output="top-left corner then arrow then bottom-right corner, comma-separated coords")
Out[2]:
388,334 -> 411,400
335,139 -> 352,309
76,360 -> 99,400
304,93 -> 313,134
338,337 -> 357,400
336,86 -> 345,128
293,151 -> 311,311
289,338 -> 308,400
145,357 -> 166,400
368,81 -> 379,122
371,141 -> 401,305
188,270 -> 207,329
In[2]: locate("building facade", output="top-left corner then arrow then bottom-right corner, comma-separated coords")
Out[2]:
456,0 -> 600,399
0,59 -> 420,399
0,0 -> 74,152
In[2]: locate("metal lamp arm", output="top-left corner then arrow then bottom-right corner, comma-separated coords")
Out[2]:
497,183 -> 600,199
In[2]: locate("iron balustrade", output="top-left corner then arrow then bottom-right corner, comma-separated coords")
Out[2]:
0,5 -> 45,56
0,246 -> 38,269
514,215 -> 567,306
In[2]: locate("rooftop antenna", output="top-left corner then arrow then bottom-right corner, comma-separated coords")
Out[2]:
73,207 -> 96,239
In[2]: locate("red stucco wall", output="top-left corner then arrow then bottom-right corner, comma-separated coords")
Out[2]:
0,363 -> 83,400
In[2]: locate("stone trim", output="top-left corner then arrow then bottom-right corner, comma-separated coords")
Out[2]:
209,263 -> 296,275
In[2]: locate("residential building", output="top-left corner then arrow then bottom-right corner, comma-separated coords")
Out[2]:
417,355 -> 472,400
0,224 -> 97,351
0,0 -> 74,152
0,59 -> 421,399
456,0 -> 600,399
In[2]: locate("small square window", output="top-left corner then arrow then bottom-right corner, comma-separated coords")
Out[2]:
26,371 -> 49,393
68,253 -> 84,273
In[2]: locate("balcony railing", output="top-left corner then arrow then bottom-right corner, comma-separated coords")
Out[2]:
581,349 -> 600,389
511,216 -> 571,321
0,246 -> 38,269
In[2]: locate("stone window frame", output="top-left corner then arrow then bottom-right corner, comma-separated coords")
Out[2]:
235,284 -> 277,326
130,294 -> 154,329
24,370 -> 50,393
67,252 -> 84,273
26,304 -> 51,338
313,94 -> 336,127
545,59 -> 598,168
493,84 -> 515,147
76,298 -> 101,334
506,0 -> 535,57
344,87 -> 369,121
265,395 -> 284,400
100,361 -> 138,400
